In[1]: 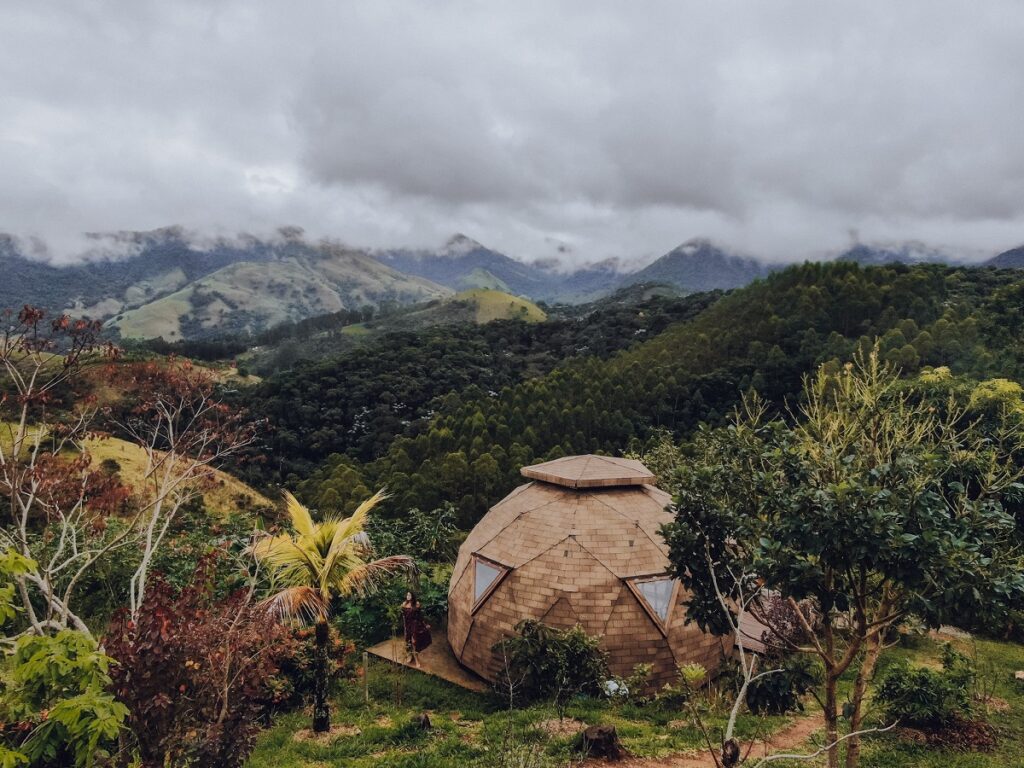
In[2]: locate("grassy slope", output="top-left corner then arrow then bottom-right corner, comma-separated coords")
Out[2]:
240,289 -> 546,372
113,289 -> 192,339
455,289 -> 547,323
0,421 -> 46,456
247,634 -> 1024,768
111,253 -> 451,340
457,268 -> 511,292
2,421 -> 269,517
83,435 -> 273,516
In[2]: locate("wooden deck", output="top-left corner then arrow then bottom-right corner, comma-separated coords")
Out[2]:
366,632 -> 490,693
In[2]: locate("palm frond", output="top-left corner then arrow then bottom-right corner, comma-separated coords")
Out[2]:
352,488 -> 389,519
250,533 -> 323,585
313,518 -> 340,555
320,490 -> 387,585
283,491 -> 316,539
259,585 -> 327,624
334,489 -> 388,546
255,488 -> 400,617
337,555 -> 415,597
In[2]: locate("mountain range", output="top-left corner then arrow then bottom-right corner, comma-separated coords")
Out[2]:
376,234 -> 623,303
1,228 -> 1022,341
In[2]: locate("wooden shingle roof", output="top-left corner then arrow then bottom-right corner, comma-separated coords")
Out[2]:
520,454 -> 655,488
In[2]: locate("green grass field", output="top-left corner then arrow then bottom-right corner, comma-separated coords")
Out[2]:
454,289 -> 547,324
247,633 -> 1024,768
247,661 -> 784,768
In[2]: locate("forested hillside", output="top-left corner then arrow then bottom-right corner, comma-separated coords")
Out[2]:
239,288 -> 718,473
243,262 -> 1024,527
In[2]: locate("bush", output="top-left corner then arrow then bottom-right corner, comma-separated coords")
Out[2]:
105,557 -> 291,768
876,644 -> 974,729
98,457 -> 121,475
746,654 -> 821,715
0,630 -> 128,768
266,625 -> 355,710
494,620 -> 608,714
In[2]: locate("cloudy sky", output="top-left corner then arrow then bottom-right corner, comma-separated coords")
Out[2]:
3,1 -> 1024,266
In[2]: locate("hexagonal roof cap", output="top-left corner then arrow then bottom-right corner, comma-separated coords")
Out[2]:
520,454 -> 655,489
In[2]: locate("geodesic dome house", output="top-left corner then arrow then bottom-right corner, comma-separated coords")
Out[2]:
447,455 -> 728,689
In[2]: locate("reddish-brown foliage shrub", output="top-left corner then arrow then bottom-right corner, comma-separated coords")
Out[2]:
105,556 -> 289,768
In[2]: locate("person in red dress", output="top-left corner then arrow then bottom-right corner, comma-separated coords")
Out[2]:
402,591 -> 431,668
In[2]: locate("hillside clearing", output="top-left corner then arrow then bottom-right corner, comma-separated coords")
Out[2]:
246,633 -> 1024,768
454,289 -> 547,323
83,435 -> 273,516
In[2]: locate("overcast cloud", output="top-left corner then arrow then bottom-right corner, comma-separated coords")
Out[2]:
2,1 -> 1024,265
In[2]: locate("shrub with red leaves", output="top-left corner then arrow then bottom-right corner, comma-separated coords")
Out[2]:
105,555 -> 289,768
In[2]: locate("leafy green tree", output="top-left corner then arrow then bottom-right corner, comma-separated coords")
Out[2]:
0,632 -> 128,768
250,492 -> 412,733
1,550 -> 126,768
660,350 -> 1024,768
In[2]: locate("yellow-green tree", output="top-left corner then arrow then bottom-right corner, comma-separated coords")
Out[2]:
662,349 -> 1024,768
251,491 -> 412,732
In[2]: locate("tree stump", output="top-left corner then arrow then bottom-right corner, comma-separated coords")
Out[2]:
576,725 -> 627,760
721,738 -> 741,767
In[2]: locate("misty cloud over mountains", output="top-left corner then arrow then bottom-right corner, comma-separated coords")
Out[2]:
3,1 -> 1024,264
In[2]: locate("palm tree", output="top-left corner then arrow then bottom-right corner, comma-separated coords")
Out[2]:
251,490 -> 413,732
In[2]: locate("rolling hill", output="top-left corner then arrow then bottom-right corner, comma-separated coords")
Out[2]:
835,242 -> 967,266
335,288 -> 546,334
83,435 -> 273,517
0,422 -> 271,517
455,288 -> 547,323
0,228 -> 273,319
108,243 -> 450,340
240,288 -> 546,373
377,234 -> 625,303
8,226 -> 1014,344
376,234 -> 553,296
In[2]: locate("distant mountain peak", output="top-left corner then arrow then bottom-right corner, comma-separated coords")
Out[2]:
671,237 -> 718,254
623,239 -> 771,293
986,243 -> 1024,269
443,233 -> 487,255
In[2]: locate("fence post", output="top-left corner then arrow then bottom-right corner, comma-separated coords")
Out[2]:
363,651 -> 369,704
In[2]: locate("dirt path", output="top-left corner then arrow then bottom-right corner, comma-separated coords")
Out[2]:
586,714 -> 822,767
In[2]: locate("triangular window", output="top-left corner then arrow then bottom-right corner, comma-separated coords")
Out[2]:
629,576 -> 678,632
472,556 -> 508,611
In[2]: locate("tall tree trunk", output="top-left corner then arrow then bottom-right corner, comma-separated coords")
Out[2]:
824,671 -> 840,768
312,620 -> 331,733
844,631 -> 884,768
